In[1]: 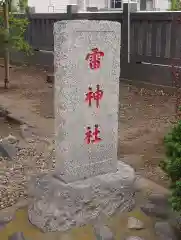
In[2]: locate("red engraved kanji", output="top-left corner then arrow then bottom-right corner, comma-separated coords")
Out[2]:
85,48 -> 104,70
85,84 -> 103,108
85,124 -> 102,144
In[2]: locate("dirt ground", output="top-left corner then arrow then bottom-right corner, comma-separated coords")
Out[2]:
119,84 -> 175,187
0,64 -> 176,190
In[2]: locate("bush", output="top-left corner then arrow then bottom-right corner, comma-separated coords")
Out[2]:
0,0 -> 31,54
0,14 -> 31,54
169,0 -> 181,10
160,120 -> 181,212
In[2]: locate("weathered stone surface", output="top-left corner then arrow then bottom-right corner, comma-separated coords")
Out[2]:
140,203 -> 170,218
0,213 -> 13,223
125,237 -> 144,240
54,20 -> 121,183
124,198 -> 135,212
0,106 -> 9,118
0,139 -> 17,160
134,175 -> 170,195
20,124 -> 35,140
4,134 -> 18,145
127,217 -> 144,230
155,222 -> 177,240
28,162 -> 135,232
148,193 -> 169,206
8,232 -> 26,240
94,224 -> 114,240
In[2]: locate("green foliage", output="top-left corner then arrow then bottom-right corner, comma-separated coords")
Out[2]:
160,120 -> 181,212
170,181 -> 181,211
18,0 -> 28,13
169,0 -> 181,10
0,0 -> 7,6
0,13 -> 31,54
9,15 -> 31,53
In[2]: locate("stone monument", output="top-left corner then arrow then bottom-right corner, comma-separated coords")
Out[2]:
28,20 -> 135,232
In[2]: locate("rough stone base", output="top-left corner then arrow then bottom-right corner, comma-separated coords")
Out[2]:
28,161 -> 135,232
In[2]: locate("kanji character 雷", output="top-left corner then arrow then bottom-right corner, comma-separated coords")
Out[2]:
85,48 -> 104,70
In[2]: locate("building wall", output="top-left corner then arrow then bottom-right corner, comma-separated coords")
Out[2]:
28,0 -> 169,13
141,0 -> 169,11
11,0 -> 20,12
154,0 -> 170,10
86,0 -> 106,9
28,0 -> 70,13
146,0 -> 153,10
28,0 -> 120,13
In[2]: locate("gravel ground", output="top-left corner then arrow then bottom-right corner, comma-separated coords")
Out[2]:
0,134 -> 55,210
0,64 -> 177,209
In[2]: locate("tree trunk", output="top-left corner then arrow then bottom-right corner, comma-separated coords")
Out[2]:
3,1 -> 9,89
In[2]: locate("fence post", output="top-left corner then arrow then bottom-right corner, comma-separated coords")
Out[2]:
121,3 -> 128,64
67,4 -> 79,19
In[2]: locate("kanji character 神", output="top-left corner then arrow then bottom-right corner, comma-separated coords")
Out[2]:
85,84 -> 103,108
85,124 -> 102,144
85,48 -> 104,70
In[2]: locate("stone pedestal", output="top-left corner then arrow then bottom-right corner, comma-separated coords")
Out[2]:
28,162 -> 135,232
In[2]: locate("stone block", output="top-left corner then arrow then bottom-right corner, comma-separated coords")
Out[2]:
155,222 -> 177,240
93,224 -> 114,240
127,217 -> 144,230
8,232 -> 26,240
0,139 -> 17,160
54,20 -> 121,182
28,162 -> 135,232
